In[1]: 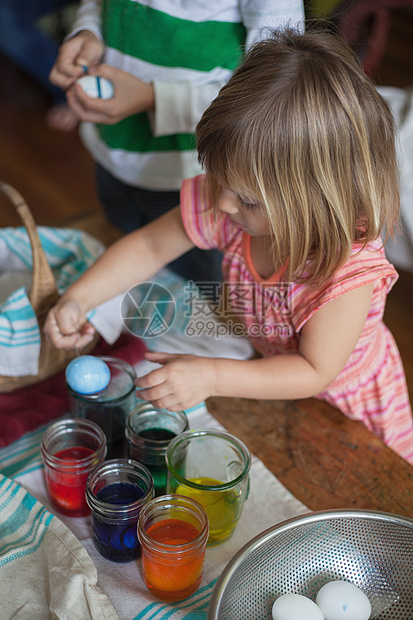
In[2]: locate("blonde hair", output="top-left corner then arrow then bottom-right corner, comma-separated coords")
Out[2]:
196,28 -> 399,284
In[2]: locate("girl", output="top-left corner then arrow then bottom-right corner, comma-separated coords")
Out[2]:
45,28 -> 413,463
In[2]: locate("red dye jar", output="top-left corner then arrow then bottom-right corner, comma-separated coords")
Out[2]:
41,418 -> 107,517
137,495 -> 209,602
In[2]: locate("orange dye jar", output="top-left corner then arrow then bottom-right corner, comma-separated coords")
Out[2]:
137,495 -> 209,602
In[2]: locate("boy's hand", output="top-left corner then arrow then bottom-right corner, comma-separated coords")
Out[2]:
44,300 -> 95,350
66,64 -> 155,124
136,351 -> 218,411
49,31 -> 105,91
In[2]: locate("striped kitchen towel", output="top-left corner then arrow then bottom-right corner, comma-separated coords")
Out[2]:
0,226 -> 108,377
0,472 -> 119,619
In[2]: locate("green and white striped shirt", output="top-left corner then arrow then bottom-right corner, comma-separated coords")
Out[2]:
72,0 -> 305,190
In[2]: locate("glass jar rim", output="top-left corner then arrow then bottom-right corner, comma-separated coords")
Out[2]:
137,494 -> 209,554
86,458 -> 154,520
125,407 -> 189,448
165,428 -> 251,491
41,417 -> 107,470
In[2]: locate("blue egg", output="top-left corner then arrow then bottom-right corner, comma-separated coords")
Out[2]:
66,356 -> 111,395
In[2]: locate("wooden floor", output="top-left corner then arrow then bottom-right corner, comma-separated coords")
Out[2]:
0,10 -> 412,400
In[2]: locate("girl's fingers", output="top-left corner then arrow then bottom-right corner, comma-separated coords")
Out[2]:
52,332 -> 81,351
136,380 -> 170,402
73,332 -> 96,350
44,306 -> 94,350
136,363 -> 169,389
149,398 -> 183,413
140,387 -> 183,412
144,351 -> 175,364
135,372 -> 167,401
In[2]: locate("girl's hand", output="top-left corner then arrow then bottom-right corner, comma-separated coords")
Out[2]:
66,64 -> 155,124
49,31 -> 105,91
44,300 -> 95,350
136,351 -> 218,411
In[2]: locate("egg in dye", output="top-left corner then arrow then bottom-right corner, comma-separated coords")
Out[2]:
316,581 -> 371,620
66,356 -> 111,395
272,593 -> 325,620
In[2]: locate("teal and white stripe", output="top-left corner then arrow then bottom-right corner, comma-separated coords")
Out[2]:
0,226 -> 104,376
0,289 -> 39,345
0,287 -> 41,375
132,578 -> 218,620
0,423 -> 45,479
0,473 -> 53,567
0,226 -> 103,290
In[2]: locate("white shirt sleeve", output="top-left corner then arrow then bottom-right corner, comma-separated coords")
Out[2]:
151,0 -> 305,137
240,0 -> 305,48
68,0 -> 103,41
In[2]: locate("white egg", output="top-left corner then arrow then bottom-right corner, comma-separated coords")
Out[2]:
272,593 -> 325,620
316,581 -> 372,620
77,75 -> 114,99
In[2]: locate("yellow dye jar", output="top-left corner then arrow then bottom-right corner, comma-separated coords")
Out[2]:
166,431 -> 251,546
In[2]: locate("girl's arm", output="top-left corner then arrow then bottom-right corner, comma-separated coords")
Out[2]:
137,282 -> 374,410
44,207 -> 194,349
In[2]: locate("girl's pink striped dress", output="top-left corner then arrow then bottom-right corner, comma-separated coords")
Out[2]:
181,175 -> 413,464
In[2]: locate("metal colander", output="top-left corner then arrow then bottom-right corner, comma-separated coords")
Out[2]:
207,509 -> 413,619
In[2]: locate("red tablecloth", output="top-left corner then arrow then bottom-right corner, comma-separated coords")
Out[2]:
0,334 -> 147,448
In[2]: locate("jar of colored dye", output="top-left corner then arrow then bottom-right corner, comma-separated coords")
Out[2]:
125,403 -> 189,496
137,494 -> 209,602
41,418 -> 107,517
67,356 -> 137,459
166,429 -> 251,546
85,459 -> 154,562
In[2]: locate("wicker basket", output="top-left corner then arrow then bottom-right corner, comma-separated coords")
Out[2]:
0,182 -> 99,394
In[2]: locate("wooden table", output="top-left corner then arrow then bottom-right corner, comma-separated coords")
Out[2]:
207,396 -> 413,518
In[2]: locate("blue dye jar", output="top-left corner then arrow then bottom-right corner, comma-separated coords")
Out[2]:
86,459 -> 154,562
67,357 -> 137,459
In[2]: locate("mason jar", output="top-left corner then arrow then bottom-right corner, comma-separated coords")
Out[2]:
137,494 -> 209,601
41,418 -> 107,517
166,429 -> 251,545
85,458 -> 154,562
67,356 -> 137,459
125,402 -> 188,495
